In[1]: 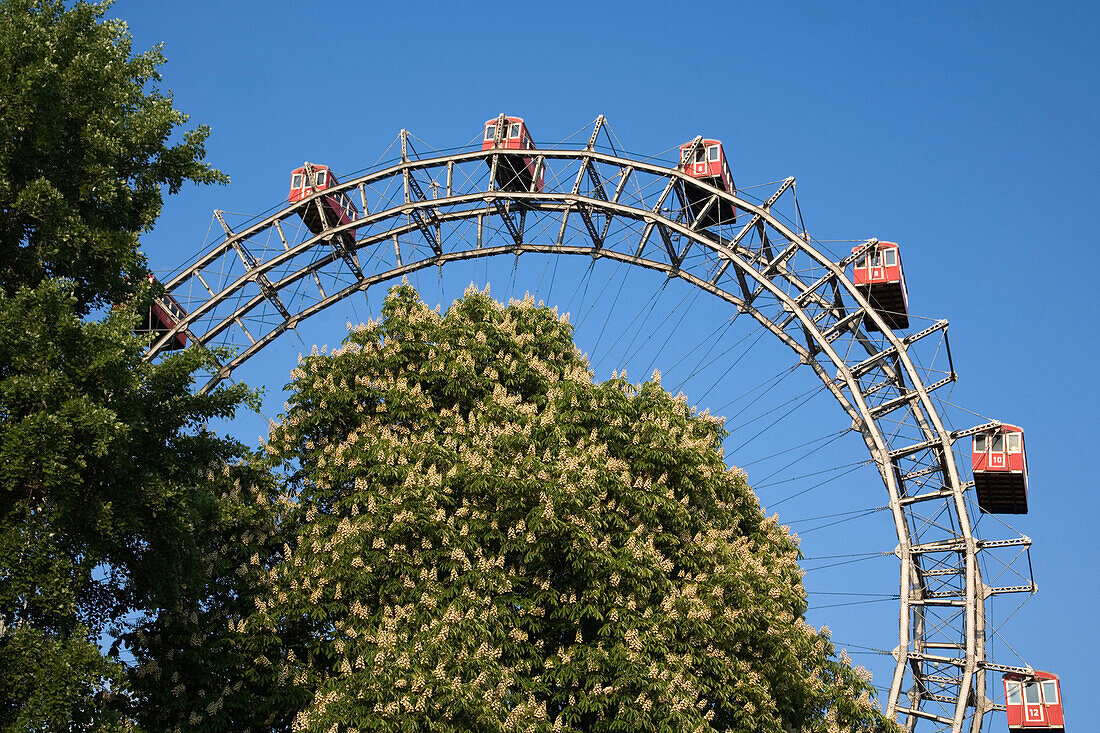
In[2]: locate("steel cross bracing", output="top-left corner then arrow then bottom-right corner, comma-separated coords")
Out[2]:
148,118 -> 1033,732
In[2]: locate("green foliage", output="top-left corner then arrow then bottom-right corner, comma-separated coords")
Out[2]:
0,1 -> 248,729
0,0 -> 227,312
0,624 -> 127,732
125,458 -> 289,733
0,282 -> 253,730
207,285 -> 897,733
0,280 -> 251,612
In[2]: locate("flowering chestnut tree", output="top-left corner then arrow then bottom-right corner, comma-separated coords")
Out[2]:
237,284 -> 895,732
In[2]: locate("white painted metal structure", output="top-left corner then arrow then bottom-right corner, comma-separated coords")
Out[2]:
147,116 -> 1037,732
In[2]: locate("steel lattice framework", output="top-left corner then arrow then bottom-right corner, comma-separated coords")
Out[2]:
147,117 -> 1036,732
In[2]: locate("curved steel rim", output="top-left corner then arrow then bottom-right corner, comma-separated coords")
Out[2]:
148,134 -> 1007,732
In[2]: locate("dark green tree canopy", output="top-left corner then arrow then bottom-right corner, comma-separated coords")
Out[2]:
0,2 -> 247,729
0,0 -> 226,310
213,285 -> 896,733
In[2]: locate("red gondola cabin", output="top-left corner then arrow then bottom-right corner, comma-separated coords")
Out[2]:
678,138 -> 737,228
851,241 -> 910,330
288,163 -> 359,245
973,424 -> 1029,514
482,115 -> 544,193
136,274 -> 187,351
1004,671 -> 1064,730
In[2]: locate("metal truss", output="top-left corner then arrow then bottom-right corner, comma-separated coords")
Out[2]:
148,116 -> 1035,733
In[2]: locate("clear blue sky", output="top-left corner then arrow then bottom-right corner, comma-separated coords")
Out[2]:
115,0 -> 1098,720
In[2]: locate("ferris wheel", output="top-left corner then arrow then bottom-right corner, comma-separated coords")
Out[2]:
141,114 -> 1060,733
